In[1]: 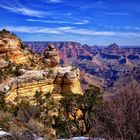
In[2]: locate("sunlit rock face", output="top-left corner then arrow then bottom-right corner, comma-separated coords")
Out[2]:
0,29 -> 31,65
4,66 -> 82,103
0,29 -> 82,103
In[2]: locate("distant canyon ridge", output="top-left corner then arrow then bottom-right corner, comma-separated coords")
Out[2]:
25,41 -> 140,95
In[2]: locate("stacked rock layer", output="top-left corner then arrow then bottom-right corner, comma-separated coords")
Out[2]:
0,29 -> 82,103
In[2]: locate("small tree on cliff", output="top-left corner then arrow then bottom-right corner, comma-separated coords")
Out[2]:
77,86 -> 104,134
33,90 -> 57,126
59,93 -> 80,138
56,86 -> 104,138
13,65 -> 23,77
33,90 -> 44,107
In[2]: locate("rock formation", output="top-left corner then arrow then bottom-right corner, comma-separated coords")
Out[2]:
0,29 -> 82,103
43,44 -> 60,67
0,29 -> 31,65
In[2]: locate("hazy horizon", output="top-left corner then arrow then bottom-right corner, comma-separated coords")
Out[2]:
23,40 -> 140,48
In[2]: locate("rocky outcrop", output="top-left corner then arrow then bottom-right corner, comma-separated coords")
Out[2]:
0,30 -> 82,103
43,44 -> 60,67
0,29 -> 31,65
2,66 -> 82,103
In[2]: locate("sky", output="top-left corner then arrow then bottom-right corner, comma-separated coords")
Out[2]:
0,0 -> 140,46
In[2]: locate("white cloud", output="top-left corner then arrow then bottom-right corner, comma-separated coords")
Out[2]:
101,24 -> 140,31
63,28 -> 116,36
64,12 -> 72,16
134,26 -> 140,31
44,0 -> 62,3
27,19 -> 90,25
105,12 -> 131,16
2,25 -> 140,38
74,20 -> 89,25
27,19 -> 71,24
0,3 -> 49,17
1,26 -> 62,34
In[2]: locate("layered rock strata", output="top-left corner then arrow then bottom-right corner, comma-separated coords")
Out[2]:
0,29 -> 82,103
2,66 -> 81,103
0,29 -> 31,65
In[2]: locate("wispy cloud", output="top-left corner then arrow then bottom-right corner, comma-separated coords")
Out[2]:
134,26 -> 140,31
74,20 -> 89,25
100,24 -> 140,31
1,26 -> 62,34
64,28 -> 116,36
64,12 -> 72,16
27,19 -> 69,24
43,0 -> 62,3
27,19 -> 90,25
0,2 -> 49,17
2,25 -> 140,37
80,1 -> 106,10
105,12 -> 131,16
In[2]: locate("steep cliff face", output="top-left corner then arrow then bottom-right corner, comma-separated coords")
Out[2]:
0,29 -> 82,103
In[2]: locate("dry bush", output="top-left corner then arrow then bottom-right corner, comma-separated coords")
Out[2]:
27,119 -> 45,136
27,119 -> 56,140
0,111 -> 12,130
90,83 -> 140,140
9,119 -> 27,134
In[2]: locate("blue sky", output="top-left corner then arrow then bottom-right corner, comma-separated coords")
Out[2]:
0,0 -> 140,46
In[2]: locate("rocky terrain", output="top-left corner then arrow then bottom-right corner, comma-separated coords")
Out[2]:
0,29 -> 139,140
25,41 -> 140,93
0,29 -> 82,103
0,29 -> 31,66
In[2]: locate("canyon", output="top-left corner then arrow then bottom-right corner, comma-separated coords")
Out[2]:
0,29 -> 140,140
25,41 -> 140,94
